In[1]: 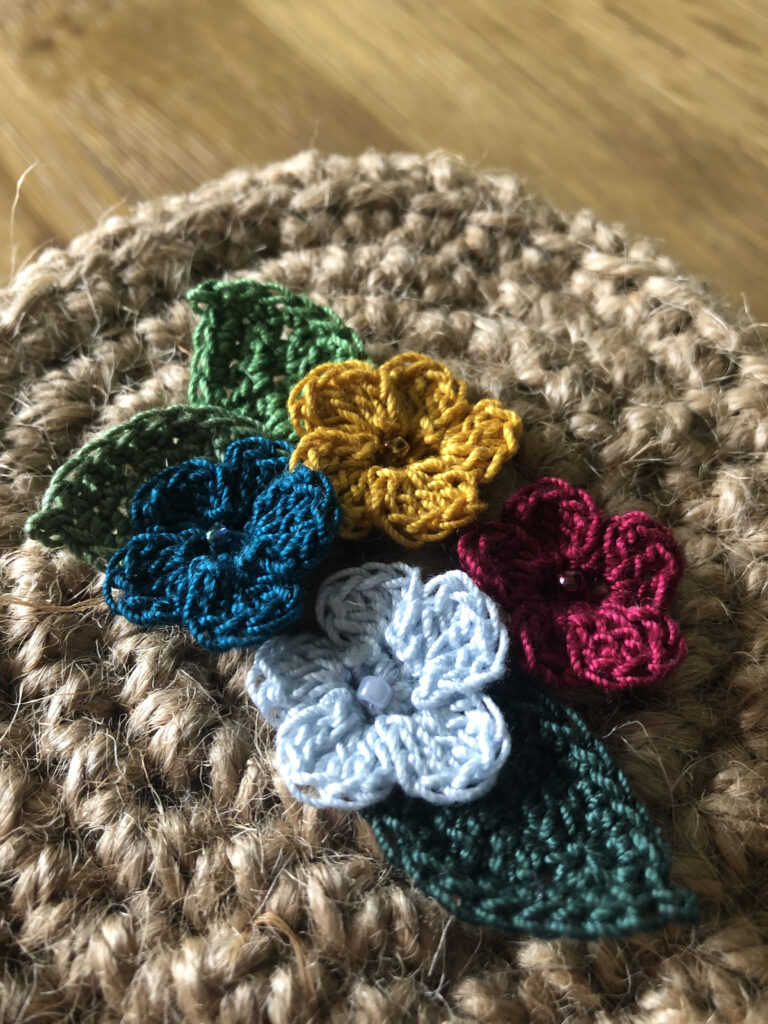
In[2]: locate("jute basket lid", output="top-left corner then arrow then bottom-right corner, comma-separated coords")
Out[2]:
1,151 -> 765,1023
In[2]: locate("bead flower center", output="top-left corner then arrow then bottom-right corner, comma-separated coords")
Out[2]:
558,569 -> 585,591
205,523 -> 243,552
551,568 -> 610,602
356,674 -> 393,714
380,435 -> 411,465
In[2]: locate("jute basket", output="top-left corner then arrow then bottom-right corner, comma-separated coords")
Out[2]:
1,151 -> 765,1023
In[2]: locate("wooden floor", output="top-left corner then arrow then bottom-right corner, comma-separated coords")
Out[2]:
2,0 -> 767,318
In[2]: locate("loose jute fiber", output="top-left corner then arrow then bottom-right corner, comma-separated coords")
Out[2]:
1,151 -> 766,1023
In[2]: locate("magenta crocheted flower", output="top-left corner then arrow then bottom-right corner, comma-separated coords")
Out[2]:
457,478 -> 687,690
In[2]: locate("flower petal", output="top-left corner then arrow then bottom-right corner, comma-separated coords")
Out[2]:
442,398 -> 522,483
385,569 -> 508,707
275,688 -> 394,809
501,477 -> 603,566
511,601 -> 577,687
381,353 -> 469,440
290,427 -> 378,539
375,694 -> 510,803
219,436 -> 294,516
239,462 -> 340,569
247,634 -> 353,726
131,459 -> 221,534
316,561 -> 414,648
130,436 -> 293,534
180,563 -> 304,651
289,360 -> 393,436
602,511 -> 684,608
565,602 -> 687,690
103,530 -> 204,623
365,460 -> 488,546
458,521 -> 549,607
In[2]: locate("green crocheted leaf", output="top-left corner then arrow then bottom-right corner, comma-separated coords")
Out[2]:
25,405 -> 266,569
365,678 -> 698,939
187,279 -> 369,439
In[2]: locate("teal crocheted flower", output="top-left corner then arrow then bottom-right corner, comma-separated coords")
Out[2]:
246,562 -> 511,809
103,437 -> 340,651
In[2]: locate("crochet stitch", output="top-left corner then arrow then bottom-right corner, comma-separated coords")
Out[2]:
365,674 -> 698,939
103,436 -> 340,650
246,562 -> 510,808
25,405 -> 265,568
187,279 -> 368,439
457,477 -> 687,689
9,152 -> 751,1019
287,352 -> 522,547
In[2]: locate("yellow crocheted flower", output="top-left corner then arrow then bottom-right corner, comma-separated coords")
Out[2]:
288,352 -> 522,547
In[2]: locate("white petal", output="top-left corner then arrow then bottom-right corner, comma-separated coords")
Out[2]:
316,562 -> 415,646
374,693 -> 510,804
246,634 -> 351,726
386,570 -> 508,708
275,688 -> 394,809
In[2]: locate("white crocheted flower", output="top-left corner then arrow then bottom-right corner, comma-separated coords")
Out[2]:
246,562 -> 511,809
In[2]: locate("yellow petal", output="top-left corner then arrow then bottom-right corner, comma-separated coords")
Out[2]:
364,461 -> 486,547
288,360 -> 385,436
291,427 -> 377,538
442,400 -> 523,483
382,352 -> 469,444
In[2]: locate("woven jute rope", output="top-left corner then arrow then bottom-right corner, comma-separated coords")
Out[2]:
1,150 -> 766,1022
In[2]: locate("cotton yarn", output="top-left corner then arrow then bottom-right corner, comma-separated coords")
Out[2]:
1,150 -> 767,1022
188,279 -> 368,440
287,351 -> 522,546
458,476 -> 687,689
103,436 -> 340,651
246,562 -> 510,809
365,674 -> 698,939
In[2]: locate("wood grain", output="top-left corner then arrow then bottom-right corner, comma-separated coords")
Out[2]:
1,0 -> 767,317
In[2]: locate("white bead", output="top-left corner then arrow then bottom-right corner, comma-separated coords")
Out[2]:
356,674 -> 393,713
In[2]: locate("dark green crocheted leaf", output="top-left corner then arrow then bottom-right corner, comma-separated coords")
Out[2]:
365,678 -> 698,939
187,279 -> 370,440
25,405 -> 266,569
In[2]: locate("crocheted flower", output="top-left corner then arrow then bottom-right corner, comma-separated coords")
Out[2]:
103,437 -> 340,651
457,478 -> 687,690
287,352 -> 522,547
246,562 -> 511,809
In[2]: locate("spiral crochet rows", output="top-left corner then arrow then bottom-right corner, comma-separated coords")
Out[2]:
1,151 -> 766,1023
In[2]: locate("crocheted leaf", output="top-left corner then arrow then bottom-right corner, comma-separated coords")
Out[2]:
365,678 -> 698,939
25,405 -> 265,569
187,279 -> 369,439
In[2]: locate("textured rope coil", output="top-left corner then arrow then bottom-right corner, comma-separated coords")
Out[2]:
1,150 -> 765,1023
